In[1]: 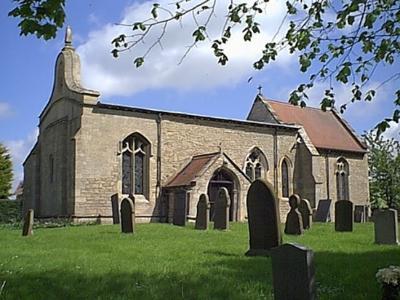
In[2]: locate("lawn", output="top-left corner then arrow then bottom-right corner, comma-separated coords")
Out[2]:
0,222 -> 398,299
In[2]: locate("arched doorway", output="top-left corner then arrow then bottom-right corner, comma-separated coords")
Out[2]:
207,168 -> 238,221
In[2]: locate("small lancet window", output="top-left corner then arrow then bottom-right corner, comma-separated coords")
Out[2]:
121,133 -> 150,197
336,158 -> 349,201
281,159 -> 289,198
244,148 -> 268,181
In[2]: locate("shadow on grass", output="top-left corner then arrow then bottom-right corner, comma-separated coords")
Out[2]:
1,249 -> 399,300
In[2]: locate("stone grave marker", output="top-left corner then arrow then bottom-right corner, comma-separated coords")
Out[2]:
120,195 -> 135,234
195,194 -> 210,230
314,199 -> 332,222
335,200 -> 353,232
374,209 -> 399,245
285,194 -> 304,235
354,205 -> 368,223
22,209 -> 34,236
111,193 -> 120,224
245,179 -> 281,256
271,243 -> 316,300
298,198 -> 313,230
214,187 -> 230,230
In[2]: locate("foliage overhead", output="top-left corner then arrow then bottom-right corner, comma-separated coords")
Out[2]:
9,0 -> 65,40
0,143 -> 13,199
8,0 -> 400,133
364,131 -> 400,209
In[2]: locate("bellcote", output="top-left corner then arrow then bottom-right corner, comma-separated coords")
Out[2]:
40,26 -> 100,120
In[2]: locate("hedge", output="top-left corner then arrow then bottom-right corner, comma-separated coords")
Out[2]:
0,199 -> 22,223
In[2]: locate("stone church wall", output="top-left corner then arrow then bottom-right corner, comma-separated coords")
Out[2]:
72,105 -> 299,222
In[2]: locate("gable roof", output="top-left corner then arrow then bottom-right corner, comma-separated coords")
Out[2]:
165,152 -> 220,188
259,97 -> 367,153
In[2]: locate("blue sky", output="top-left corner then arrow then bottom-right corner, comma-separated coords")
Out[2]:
1,0 -> 399,190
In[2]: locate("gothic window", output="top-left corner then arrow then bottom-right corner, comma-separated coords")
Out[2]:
336,158 -> 349,201
244,148 -> 268,181
281,159 -> 289,198
121,133 -> 150,197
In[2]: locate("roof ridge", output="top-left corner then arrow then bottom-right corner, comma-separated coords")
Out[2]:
263,97 -> 330,112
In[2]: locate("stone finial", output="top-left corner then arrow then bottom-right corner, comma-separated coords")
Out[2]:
65,25 -> 73,46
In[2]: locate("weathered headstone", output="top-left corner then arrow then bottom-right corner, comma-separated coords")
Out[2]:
285,194 -> 304,235
298,198 -> 313,230
195,194 -> 210,230
22,209 -> 34,236
111,193 -> 120,224
120,195 -> 135,234
245,179 -> 281,256
354,205 -> 368,223
335,200 -> 353,232
374,209 -> 399,245
213,187 -> 230,230
271,243 -> 316,300
314,199 -> 332,222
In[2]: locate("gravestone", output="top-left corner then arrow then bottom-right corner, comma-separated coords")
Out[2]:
111,193 -> 120,224
245,179 -> 281,256
195,194 -> 210,230
335,200 -> 353,232
314,199 -> 332,222
271,243 -> 316,300
214,187 -> 230,230
120,195 -> 135,234
22,209 -> 34,236
354,205 -> 368,223
298,198 -> 313,230
285,194 -> 304,235
374,209 -> 399,245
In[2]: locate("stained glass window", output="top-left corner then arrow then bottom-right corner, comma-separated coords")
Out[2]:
244,148 -> 268,182
121,133 -> 149,197
122,151 -> 132,194
135,152 -> 144,194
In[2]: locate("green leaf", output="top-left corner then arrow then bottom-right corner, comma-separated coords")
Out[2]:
134,57 -> 144,67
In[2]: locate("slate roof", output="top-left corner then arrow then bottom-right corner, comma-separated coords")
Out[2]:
165,152 -> 220,188
263,98 -> 367,153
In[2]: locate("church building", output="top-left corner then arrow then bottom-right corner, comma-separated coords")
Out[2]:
22,28 -> 369,223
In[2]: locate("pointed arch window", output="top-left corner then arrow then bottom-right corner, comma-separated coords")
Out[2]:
281,159 -> 289,198
122,133 -> 150,197
244,148 -> 268,181
336,158 -> 349,201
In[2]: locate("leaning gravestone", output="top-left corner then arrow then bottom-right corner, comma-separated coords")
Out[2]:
245,179 -> 281,256
314,199 -> 332,222
298,198 -> 313,230
111,193 -> 120,224
335,200 -> 354,232
271,243 -> 316,300
195,194 -> 210,230
120,195 -> 135,234
22,209 -> 34,236
374,209 -> 399,245
285,194 -> 304,235
214,187 -> 230,230
354,205 -> 368,223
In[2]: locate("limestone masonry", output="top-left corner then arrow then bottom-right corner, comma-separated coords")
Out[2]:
22,28 -> 369,223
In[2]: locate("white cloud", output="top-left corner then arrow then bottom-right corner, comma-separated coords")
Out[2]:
0,102 -> 12,118
5,129 -> 39,192
77,0 -> 293,97
383,121 -> 400,141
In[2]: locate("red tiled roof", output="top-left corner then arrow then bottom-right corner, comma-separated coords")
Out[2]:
165,152 -> 220,188
265,99 -> 367,153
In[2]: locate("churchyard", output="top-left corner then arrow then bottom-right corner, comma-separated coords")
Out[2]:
0,222 -> 398,299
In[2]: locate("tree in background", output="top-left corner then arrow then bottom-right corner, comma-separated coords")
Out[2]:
8,0 -> 400,134
0,143 -> 13,199
364,131 -> 400,209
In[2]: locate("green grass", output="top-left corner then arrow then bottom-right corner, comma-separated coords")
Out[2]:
0,223 -> 398,299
